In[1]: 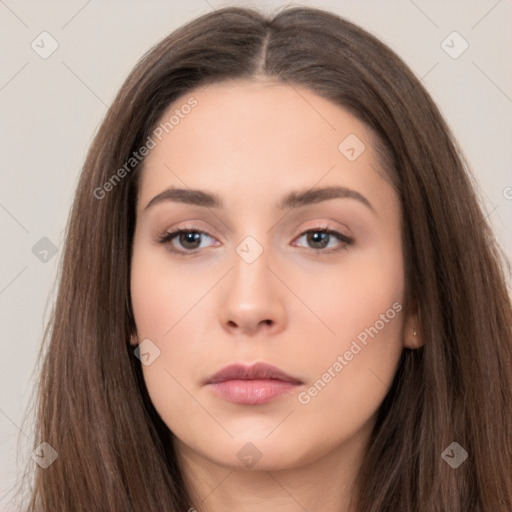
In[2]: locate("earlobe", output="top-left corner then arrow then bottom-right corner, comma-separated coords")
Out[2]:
405,325 -> 423,349
403,305 -> 424,349
129,334 -> 139,346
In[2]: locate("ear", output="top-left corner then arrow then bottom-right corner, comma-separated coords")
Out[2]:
129,333 -> 139,347
403,302 -> 423,349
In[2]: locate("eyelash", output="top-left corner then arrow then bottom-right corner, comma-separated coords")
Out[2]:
156,225 -> 353,257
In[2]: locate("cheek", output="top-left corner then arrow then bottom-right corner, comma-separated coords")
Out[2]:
294,245 -> 405,411
297,311 -> 403,443
292,242 -> 404,348
130,240 -> 202,340
130,243 -> 214,433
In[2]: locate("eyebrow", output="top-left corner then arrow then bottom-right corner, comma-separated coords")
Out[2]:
144,185 -> 375,214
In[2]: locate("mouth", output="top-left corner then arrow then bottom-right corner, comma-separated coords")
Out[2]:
204,362 -> 303,405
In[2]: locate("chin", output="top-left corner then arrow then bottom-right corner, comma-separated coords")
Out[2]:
186,432 -> 328,473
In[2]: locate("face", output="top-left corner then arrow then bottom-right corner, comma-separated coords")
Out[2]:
130,79 -> 419,472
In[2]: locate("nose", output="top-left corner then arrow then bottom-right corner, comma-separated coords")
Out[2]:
219,247 -> 287,337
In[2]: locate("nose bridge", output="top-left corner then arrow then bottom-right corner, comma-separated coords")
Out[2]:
218,232 -> 287,333
231,234 -> 273,297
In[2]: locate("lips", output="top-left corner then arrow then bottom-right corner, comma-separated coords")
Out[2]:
206,362 -> 302,385
205,362 -> 303,405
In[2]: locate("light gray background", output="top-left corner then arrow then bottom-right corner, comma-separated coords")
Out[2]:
1,0 -> 511,508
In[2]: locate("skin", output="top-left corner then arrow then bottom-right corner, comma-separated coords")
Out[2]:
130,79 -> 422,512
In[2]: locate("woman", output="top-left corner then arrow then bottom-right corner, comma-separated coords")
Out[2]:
17,5 -> 512,511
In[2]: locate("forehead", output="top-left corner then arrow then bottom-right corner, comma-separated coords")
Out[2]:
137,79 -> 392,212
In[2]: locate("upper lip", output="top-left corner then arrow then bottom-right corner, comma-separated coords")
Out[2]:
205,362 -> 303,385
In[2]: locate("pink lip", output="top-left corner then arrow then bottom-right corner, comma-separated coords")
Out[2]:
205,363 -> 303,405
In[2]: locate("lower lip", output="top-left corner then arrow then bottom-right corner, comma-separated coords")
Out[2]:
208,379 -> 300,405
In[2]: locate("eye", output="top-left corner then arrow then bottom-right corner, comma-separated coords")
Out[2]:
157,228 -> 218,256
293,226 -> 353,255
156,225 -> 353,257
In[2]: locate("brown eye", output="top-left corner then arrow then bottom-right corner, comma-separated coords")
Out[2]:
177,231 -> 202,250
306,231 -> 330,249
294,228 -> 353,254
157,229 -> 216,256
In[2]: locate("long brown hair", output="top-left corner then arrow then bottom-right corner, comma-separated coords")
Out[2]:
14,6 -> 512,511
